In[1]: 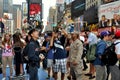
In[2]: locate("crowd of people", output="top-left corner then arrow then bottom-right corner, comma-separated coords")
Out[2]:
0,26 -> 120,80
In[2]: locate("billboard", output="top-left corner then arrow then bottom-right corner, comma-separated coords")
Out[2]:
4,20 -> 14,34
71,0 -> 85,18
30,0 -> 42,3
98,1 -> 120,28
29,3 -> 41,21
56,0 -> 64,4
22,2 -> 28,16
102,0 -> 119,4
3,13 -> 13,20
22,2 -> 28,26
65,0 -> 74,4
84,6 -> 98,24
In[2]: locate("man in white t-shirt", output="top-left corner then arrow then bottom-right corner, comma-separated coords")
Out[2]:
110,30 -> 120,80
85,30 -> 98,79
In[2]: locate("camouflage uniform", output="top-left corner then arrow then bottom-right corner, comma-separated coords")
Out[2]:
69,39 -> 83,80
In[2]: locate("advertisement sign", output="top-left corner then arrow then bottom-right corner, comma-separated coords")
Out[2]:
22,2 -> 28,16
71,0 -> 85,18
98,27 -> 112,33
4,20 -> 14,34
102,0 -> 118,4
84,6 -> 98,24
98,1 -> 120,28
56,0 -> 64,4
65,0 -> 74,4
3,13 -> 13,20
30,0 -> 42,3
29,4 -> 41,21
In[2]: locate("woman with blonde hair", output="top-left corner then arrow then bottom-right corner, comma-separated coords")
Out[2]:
1,33 -> 13,80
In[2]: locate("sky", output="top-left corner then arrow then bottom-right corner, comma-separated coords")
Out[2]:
13,0 -> 56,26
13,0 -> 26,5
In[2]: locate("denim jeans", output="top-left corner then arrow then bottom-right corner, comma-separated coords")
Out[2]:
29,65 -> 38,80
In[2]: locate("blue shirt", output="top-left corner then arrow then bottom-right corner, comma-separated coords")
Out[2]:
46,42 -> 54,59
47,49 -> 54,59
94,40 -> 107,66
42,41 -> 54,59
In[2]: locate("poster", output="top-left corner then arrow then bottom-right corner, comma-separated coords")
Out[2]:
30,4 -> 41,21
98,1 -> 120,28
56,0 -> 64,4
22,2 -> 28,16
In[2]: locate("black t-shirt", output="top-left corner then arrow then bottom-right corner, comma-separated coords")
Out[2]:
59,35 -> 66,47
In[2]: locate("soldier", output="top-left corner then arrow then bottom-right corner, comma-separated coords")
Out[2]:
69,31 -> 83,80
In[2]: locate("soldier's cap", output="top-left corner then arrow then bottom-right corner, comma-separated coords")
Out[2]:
71,31 -> 79,35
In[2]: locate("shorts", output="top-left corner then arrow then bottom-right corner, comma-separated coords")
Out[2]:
47,59 -> 53,68
53,58 -> 67,73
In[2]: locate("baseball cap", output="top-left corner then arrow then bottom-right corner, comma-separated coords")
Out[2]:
100,31 -> 110,37
115,30 -> 120,38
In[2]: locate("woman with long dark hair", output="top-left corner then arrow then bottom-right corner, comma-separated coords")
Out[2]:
24,35 -> 31,73
1,33 -> 13,80
13,33 -> 24,76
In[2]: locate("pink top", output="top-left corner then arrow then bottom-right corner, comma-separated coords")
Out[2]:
2,43 -> 13,57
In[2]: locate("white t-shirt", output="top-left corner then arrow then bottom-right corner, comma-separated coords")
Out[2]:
80,36 -> 85,42
115,40 -> 120,66
88,32 -> 98,45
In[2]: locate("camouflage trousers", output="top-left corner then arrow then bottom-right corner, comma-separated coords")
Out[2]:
70,62 -> 83,80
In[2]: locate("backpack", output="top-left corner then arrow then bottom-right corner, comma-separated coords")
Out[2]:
86,44 -> 97,62
101,42 -> 120,66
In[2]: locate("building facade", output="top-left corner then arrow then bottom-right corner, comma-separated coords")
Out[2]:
0,0 -> 14,34
13,5 -> 21,29
0,0 -> 3,18
0,0 -> 13,18
86,0 -> 102,10
3,0 -> 13,13
48,6 -> 57,30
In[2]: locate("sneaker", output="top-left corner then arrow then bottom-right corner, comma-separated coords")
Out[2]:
85,73 -> 92,76
89,75 -> 95,79
46,75 -> 50,79
19,74 -> 23,76
67,76 -> 71,80
2,77 -> 6,80
83,67 -> 88,71
9,76 -> 13,79
66,70 -> 69,74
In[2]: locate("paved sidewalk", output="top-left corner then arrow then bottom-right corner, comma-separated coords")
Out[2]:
0,64 -> 111,80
